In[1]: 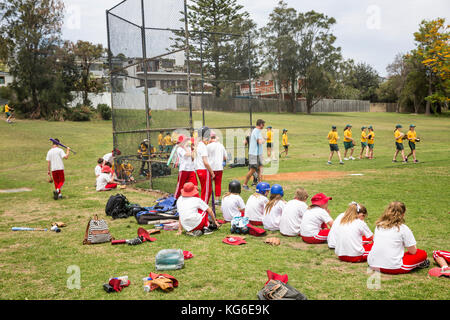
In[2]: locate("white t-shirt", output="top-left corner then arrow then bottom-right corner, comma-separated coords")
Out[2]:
279,199 -> 308,236
46,147 -> 66,171
262,200 -> 286,231
96,172 -> 112,191
103,153 -> 113,164
334,219 -> 373,257
207,141 -> 227,171
194,142 -> 208,171
367,224 -> 416,270
176,196 -> 209,232
221,194 -> 246,222
327,213 -> 344,249
244,194 -> 268,223
95,165 -> 102,177
300,207 -> 333,237
177,147 -> 195,172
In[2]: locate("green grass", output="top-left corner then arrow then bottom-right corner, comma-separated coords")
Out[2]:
0,111 -> 449,300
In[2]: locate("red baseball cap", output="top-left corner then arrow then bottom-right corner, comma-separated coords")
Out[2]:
311,193 -> 332,206
181,182 -> 199,197
177,135 -> 187,144
222,236 -> 247,246
101,165 -> 112,173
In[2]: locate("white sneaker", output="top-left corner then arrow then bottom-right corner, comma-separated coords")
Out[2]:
343,158 -> 349,161
349,156 -> 355,160
327,161 -> 332,165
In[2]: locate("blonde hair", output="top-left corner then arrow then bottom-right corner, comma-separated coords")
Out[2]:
264,194 -> 283,215
375,201 -> 406,230
341,203 -> 367,225
222,192 -> 239,199
294,188 -> 308,201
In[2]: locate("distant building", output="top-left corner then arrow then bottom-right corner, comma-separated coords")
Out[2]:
240,73 -> 305,100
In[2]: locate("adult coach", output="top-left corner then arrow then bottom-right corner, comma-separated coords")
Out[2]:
46,138 -> 70,200
243,119 -> 265,191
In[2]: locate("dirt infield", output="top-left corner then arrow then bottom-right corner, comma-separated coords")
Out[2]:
261,171 -> 348,182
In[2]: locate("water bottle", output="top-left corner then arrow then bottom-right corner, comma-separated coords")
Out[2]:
155,249 -> 184,271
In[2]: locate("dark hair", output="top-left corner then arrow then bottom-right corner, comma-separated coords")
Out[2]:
105,162 -> 112,167
256,119 -> 265,127
97,158 -> 103,164
52,138 -> 60,145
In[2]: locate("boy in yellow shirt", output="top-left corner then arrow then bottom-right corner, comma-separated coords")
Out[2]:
266,126 -> 273,158
393,124 -> 407,163
359,126 -> 368,159
4,104 -> 14,123
367,126 -> 375,159
279,129 -> 289,158
158,131 -> 164,152
164,132 -> 173,153
343,124 -> 355,160
327,125 -> 344,165
406,124 -> 419,163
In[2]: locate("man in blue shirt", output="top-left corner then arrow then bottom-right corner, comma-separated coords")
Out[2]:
243,119 -> 265,191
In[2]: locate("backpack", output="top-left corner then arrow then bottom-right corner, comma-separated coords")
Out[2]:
83,215 -> 113,245
230,216 -> 249,234
257,280 -> 308,300
105,194 -> 137,219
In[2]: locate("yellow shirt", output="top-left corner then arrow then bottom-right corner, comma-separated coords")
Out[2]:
361,131 -> 368,143
344,129 -> 352,142
164,136 -> 173,146
158,134 -> 163,145
367,131 -> 375,144
4,104 -> 9,113
394,130 -> 404,143
282,133 -> 288,146
267,130 -> 273,143
138,144 -> 149,156
407,130 -> 417,144
328,131 -> 338,144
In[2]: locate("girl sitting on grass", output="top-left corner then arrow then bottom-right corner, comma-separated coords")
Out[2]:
279,188 -> 309,237
221,180 -> 246,222
245,182 -> 270,226
262,184 -> 286,231
300,193 -> 334,244
367,201 -> 429,274
333,202 -> 374,263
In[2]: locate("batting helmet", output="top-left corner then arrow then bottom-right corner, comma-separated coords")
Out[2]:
270,184 -> 284,197
256,182 -> 270,195
198,126 -> 211,140
228,180 -> 241,194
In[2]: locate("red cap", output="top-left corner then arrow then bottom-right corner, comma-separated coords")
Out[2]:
181,182 -> 199,197
101,165 -> 112,173
177,135 -> 187,144
222,236 -> 247,246
311,193 -> 332,206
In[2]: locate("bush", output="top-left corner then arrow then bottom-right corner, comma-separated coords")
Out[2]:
63,105 -> 93,121
97,103 -> 111,120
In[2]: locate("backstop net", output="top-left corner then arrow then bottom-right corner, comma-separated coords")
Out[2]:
107,0 -> 254,193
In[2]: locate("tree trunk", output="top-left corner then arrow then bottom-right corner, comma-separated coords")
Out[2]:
425,75 -> 432,115
306,97 -> 313,114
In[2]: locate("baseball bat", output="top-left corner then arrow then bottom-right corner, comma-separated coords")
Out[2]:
211,175 -> 216,217
49,138 -> 77,154
166,146 -> 178,166
12,227 -> 48,231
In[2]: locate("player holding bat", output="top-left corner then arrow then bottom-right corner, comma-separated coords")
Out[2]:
46,138 -> 70,200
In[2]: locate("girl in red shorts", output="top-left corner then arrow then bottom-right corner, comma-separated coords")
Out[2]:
299,193 -> 334,244
367,201 -> 429,274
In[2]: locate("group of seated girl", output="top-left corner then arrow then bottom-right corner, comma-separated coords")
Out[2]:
218,180 -> 448,276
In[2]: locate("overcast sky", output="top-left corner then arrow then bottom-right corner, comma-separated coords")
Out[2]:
61,0 -> 450,77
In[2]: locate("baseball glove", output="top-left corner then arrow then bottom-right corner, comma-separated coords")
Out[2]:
264,237 -> 281,246
415,138 -> 420,142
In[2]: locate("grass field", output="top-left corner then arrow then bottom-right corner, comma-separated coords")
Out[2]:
0,111 -> 449,300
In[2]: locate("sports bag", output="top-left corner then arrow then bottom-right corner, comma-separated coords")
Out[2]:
105,194 -> 142,219
230,216 -> 249,234
83,215 -> 113,245
257,280 -> 307,300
